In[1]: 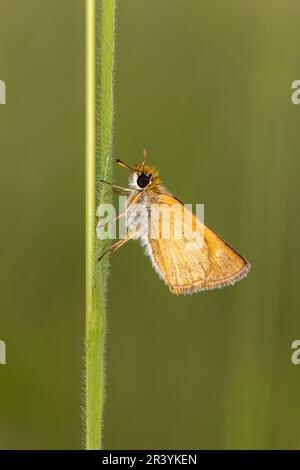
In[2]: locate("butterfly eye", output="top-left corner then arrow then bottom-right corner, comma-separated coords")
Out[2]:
137,173 -> 150,188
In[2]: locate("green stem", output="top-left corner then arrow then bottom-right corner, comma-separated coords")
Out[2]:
85,0 -> 115,450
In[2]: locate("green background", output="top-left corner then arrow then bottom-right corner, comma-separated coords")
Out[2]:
1,0 -> 300,449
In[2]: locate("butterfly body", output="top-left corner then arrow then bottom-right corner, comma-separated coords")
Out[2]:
100,154 -> 250,295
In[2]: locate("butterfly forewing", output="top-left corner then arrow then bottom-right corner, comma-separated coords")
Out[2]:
147,193 -> 250,295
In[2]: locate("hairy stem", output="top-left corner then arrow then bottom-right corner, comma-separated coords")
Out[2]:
85,0 -> 115,450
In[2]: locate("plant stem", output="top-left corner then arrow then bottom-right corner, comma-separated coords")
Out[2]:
85,0 -> 115,450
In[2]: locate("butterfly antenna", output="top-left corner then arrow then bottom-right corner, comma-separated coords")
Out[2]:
116,159 -> 143,173
142,148 -> 148,165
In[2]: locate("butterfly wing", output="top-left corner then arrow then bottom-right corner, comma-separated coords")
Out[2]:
146,193 -> 250,295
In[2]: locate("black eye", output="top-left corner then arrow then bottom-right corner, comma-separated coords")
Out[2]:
137,173 -> 150,188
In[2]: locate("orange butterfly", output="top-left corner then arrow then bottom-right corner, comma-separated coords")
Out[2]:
99,150 -> 250,295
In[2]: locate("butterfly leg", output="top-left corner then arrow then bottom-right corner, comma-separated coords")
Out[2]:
112,188 -> 130,195
100,179 -> 132,193
98,190 -> 142,228
98,230 -> 137,261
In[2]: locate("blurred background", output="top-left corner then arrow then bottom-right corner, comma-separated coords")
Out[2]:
1,0 -> 300,450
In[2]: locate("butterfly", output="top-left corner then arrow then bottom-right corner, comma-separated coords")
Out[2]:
99,150 -> 250,295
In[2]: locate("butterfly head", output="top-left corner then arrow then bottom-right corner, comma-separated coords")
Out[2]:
116,149 -> 160,191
